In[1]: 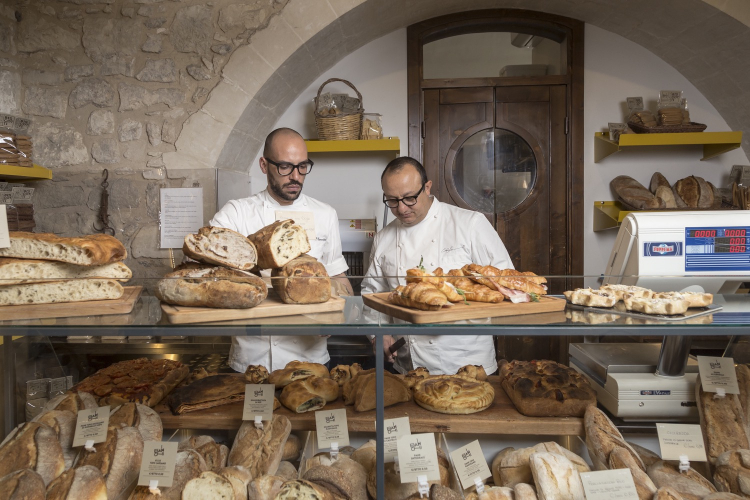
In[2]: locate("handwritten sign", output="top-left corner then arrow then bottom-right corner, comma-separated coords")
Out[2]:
656,423 -> 707,461
396,433 -> 441,484
138,441 -> 178,488
315,408 -> 349,449
159,188 -> 203,248
581,469 -> 639,500
384,417 -> 410,462
73,406 -> 110,447
450,440 -> 491,490
242,384 -> 275,421
698,356 -> 739,394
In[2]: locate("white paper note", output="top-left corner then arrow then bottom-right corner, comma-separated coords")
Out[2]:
138,441 -> 178,488
315,408 -> 349,449
384,417 -> 410,462
656,423 -> 707,461
450,440 -> 492,490
581,469 -> 639,500
242,384 -> 275,421
396,433 -> 441,484
73,406 -> 111,448
0,205 -> 9,248
159,188 -> 203,248
698,356 -> 739,394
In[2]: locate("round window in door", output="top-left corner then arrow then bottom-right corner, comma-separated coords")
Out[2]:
452,128 -> 536,213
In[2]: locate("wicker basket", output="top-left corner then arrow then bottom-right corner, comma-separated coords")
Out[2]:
314,78 -> 363,141
627,121 -> 707,134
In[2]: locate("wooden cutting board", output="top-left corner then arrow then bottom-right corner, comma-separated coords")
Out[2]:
160,293 -> 347,324
0,286 -> 142,321
156,376 -> 583,436
362,292 -> 566,324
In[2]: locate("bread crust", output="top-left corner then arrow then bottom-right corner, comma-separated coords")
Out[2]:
352,372 -> 411,412
696,374 -> 750,465
280,377 -> 339,413
0,469 -> 46,500
0,258 -> 131,285
648,461 -> 716,500
271,255 -> 331,304
0,232 -> 126,265
563,288 -> 618,307
183,226 -> 257,270
0,279 -> 124,306
46,466 -> 106,500
269,361 -> 330,388
611,176 -> 665,209
652,291 -> 713,308
624,297 -> 690,315
0,422 -> 64,486
248,219 -> 311,270
156,266 -> 267,309
227,415 -> 291,478
413,375 -> 494,414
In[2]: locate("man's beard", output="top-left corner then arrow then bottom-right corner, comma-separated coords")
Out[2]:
268,175 -> 302,201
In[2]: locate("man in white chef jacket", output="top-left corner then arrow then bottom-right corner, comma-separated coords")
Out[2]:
210,128 -> 352,372
362,156 -> 513,375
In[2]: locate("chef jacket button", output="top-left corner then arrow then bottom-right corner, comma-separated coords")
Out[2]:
433,215 -> 437,218
430,262 -> 434,266
431,239 -> 435,243
293,339 -> 298,344
273,341 -> 278,346
429,340 -> 434,344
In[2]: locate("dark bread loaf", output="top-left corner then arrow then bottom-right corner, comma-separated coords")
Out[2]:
248,219 -> 311,270
650,172 -> 671,194
156,266 -> 267,309
611,176 -> 666,209
674,176 -> 701,207
271,254 -> 331,304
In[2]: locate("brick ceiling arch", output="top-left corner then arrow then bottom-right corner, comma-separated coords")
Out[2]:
163,0 -> 750,173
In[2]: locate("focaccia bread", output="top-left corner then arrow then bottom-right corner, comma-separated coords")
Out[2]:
652,291 -> 713,308
156,266 -> 268,309
563,288 -> 618,307
72,357 -> 188,408
280,376 -> 339,413
183,226 -> 257,270
168,374 -> 246,415
271,254 -> 331,304
228,416 -> 291,478
624,296 -> 690,315
75,426 -> 143,499
0,232 -> 126,265
696,374 -> 750,464
599,284 -> 653,300
0,279 -> 124,306
0,258 -> 131,285
0,422 -> 64,486
0,469 -> 46,500
500,360 -> 596,417
248,219 -> 311,270
46,466 -> 106,500
269,360 -> 330,388
413,375 -> 494,414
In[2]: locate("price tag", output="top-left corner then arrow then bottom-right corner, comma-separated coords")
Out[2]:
697,356 -> 739,395
659,90 -> 683,107
73,406 -> 110,448
315,408 -> 349,449
656,423 -> 707,462
0,192 -> 12,204
138,441 -> 178,488
49,377 -> 68,396
580,469 -> 639,500
384,417 -> 410,462
242,384 -> 275,421
450,440 -> 491,490
11,186 -> 33,202
0,182 -> 7,191
626,97 -> 644,112
0,205 -> 9,249
275,210 -> 316,239
396,433 -> 441,484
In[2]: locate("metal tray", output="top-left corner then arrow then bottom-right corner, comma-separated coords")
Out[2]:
565,303 -> 722,322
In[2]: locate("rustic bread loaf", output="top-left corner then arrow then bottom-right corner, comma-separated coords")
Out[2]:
368,462 -> 448,500
0,258 -> 131,285
247,474 -> 285,500
428,484 -> 462,500
529,452 -> 585,500
109,403 -> 162,442
249,219 -> 311,270
282,434 -> 301,461
647,461 -> 716,500
695,374 -> 750,464
276,461 -> 297,481
694,176 -> 714,208
275,479 -> 335,500
497,442 -> 588,487
178,436 -> 228,471
128,449 -> 206,500
304,465 -> 353,500
653,486 -> 685,500
41,391 -> 97,415
0,232 -> 126,265
228,415 -> 291,478
217,466 -> 253,500
156,266 -> 267,309
737,364 -> 750,440
46,466 -> 106,500
703,493 -> 746,500
714,449 -> 750,498
625,442 -> 662,468
271,254 -> 331,304
269,361 -> 330,388
512,483 -> 537,500
0,469 -> 46,500
182,226 -> 257,270
182,471 -> 235,500
611,176 -> 665,209
74,425 -> 143,499
475,487 -> 514,500
0,422 -> 64,486
609,446 -> 656,500
330,455 -> 368,500
650,172 -> 671,193
352,371 -> 411,412
491,447 -> 515,486
0,279 -> 124,306
350,441 -> 376,474
655,185 -> 677,208
674,176 -> 701,207
32,410 -> 76,470
585,406 -> 645,471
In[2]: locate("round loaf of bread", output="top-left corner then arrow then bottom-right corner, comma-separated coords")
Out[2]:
330,455 -> 368,500
282,434 -> 301,461
513,483 -> 537,500
276,461 -> 298,481
217,466 -> 253,500
248,474 -> 285,500
182,471 -> 235,500
303,465 -> 353,499
156,266 -> 267,309
271,254 -> 331,305
274,479 -> 334,500
350,441 -> 376,473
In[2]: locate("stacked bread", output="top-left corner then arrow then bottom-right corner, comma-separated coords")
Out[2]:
0,232 -> 131,306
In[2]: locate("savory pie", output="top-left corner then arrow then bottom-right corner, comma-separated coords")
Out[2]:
652,291 -> 713,308
624,296 -> 690,315
599,284 -> 653,301
413,375 -> 494,414
72,358 -> 188,408
563,288 -> 618,308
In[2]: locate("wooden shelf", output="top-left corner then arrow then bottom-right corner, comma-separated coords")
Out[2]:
304,137 -> 400,153
156,376 -> 583,436
0,163 -> 52,181
594,131 -> 743,162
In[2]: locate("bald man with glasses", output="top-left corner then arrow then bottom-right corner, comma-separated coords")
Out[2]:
362,156 -> 513,376
210,127 -> 352,372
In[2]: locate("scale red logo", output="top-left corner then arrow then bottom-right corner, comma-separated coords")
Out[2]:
644,242 -> 682,257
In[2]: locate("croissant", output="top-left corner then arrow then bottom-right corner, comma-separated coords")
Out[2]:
388,282 -> 451,311
406,267 -> 464,302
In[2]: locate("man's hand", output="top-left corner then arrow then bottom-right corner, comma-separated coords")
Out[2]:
332,273 -> 354,296
377,335 -> 398,363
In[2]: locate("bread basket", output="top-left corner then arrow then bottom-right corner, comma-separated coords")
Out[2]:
314,78 -> 363,141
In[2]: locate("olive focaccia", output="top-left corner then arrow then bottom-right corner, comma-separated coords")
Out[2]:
500,360 -> 596,417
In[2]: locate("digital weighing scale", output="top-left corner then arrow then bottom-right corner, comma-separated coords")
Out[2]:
569,342 -> 699,421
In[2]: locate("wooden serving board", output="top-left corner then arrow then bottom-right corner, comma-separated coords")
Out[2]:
160,293 -> 346,325
0,286 -> 142,321
156,376 -> 583,436
362,292 -> 566,324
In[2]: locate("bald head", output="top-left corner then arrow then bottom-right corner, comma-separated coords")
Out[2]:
263,128 -> 304,158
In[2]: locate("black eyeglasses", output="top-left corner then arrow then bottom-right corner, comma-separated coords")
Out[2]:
264,157 -> 314,176
382,183 -> 425,208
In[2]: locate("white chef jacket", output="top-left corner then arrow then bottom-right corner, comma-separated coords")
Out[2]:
209,189 -> 349,372
361,196 -> 513,375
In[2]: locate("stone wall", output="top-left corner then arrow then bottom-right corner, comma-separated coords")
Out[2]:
0,0 -> 289,281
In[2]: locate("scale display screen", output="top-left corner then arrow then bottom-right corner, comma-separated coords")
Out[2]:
685,226 -> 750,271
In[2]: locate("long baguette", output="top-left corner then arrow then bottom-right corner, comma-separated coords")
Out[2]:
0,232 -> 126,265
0,279 -> 124,306
0,258 -> 131,285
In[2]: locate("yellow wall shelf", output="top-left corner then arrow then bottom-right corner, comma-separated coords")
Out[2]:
594,131 -> 743,163
0,164 -> 52,181
593,200 -> 742,232
304,137 -> 400,153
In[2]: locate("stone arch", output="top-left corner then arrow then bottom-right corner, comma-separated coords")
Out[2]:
163,0 -> 750,173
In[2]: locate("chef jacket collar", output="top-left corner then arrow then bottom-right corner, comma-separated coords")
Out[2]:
397,195 -> 439,228
260,188 -> 308,209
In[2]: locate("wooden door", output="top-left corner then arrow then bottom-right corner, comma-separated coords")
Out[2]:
424,85 -> 568,292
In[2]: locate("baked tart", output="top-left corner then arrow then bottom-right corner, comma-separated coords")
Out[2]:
413,375 -> 494,414
563,288 -> 617,308
652,291 -> 713,308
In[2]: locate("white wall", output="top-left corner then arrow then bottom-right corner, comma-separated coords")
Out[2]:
423,32 -> 532,79
262,24 -> 748,279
